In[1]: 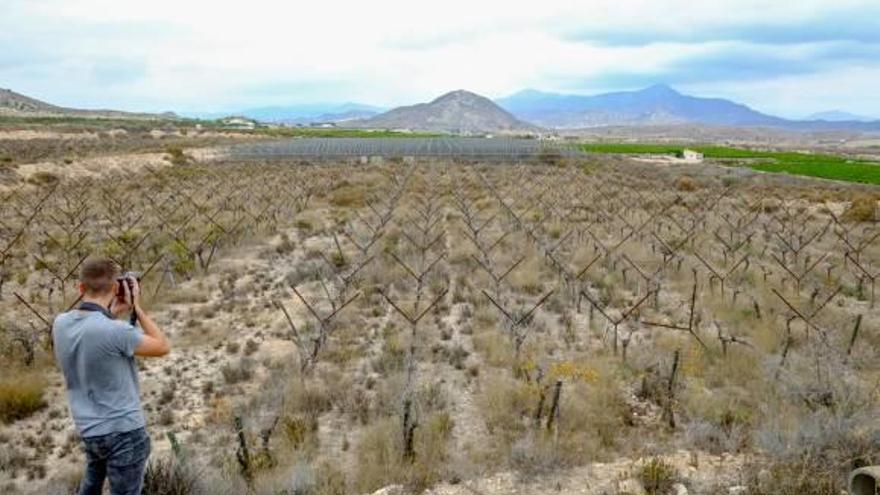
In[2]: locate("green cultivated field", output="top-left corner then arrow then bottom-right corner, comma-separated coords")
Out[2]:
581,143 -> 880,185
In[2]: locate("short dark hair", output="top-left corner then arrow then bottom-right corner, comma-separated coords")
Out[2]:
80,258 -> 120,295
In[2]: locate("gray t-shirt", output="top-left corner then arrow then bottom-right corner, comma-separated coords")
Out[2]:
53,309 -> 145,438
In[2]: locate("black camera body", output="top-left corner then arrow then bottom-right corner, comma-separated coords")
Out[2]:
116,272 -> 142,299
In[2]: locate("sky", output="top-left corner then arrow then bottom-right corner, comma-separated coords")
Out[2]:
2,0 -> 880,118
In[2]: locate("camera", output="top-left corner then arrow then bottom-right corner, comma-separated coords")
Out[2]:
116,272 -> 142,299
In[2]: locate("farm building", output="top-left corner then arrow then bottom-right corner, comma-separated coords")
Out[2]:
219,116 -> 257,130
681,148 -> 704,161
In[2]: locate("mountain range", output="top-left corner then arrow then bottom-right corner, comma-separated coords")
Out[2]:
496,84 -> 786,128
3,85 -> 879,133
494,84 -> 880,130
347,85 -> 880,132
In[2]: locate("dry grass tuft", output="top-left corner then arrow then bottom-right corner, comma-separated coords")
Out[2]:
220,357 -> 255,384
674,176 -> 698,192
638,457 -> 679,495
142,456 -> 201,495
26,171 -> 59,186
0,370 -> 47,423
844,194 -> 877,222
328,181 -> 367,208
353,411 -> 455,493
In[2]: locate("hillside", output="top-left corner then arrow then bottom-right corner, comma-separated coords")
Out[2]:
0,88 -> 177,120
354,90 -> 537,133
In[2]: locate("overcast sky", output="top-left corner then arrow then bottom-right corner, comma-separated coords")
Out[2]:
3,0 -> 879,117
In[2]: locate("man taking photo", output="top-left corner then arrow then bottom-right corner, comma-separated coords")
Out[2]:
53,258 -> 171,495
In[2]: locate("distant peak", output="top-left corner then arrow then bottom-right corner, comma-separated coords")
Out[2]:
640,83 -> 680,96
510,88 -> 546,97
806,110 -> 874,122
432,89 -> 484,103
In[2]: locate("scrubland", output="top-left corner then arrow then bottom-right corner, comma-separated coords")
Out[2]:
1,139 -> 879,495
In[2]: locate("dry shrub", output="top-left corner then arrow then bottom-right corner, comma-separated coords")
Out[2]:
275,233 -> 297,255
670,342 -> 765,455
508,434 -> 560,477
353,418 -> 402,491
244,339 -> 259,356
508,256 -> 545,296
0,370 -> 47,423
207,396 -> 233,426
434,343 -> 469,369
328,182 -> 366,208
353,412 -> 455,493
471,326 -> 514,368
742,368 -> 880,494
477,364 -> 632,475
536,366 -> 633,462
221,357 -> 255,384
372,324 -> 406,373
411,411 -> 456,491
311,460 -> 348,495
681,372 -> 756,454
165,147 -> 191,166
638,457 -> 679,495
674,176 -> 698,192
478,375 -> 535,440
266,460 -> 347,495
844,194 -> 877,222
27,171 -> 59,186
142,456 -> 201,495
275,378 -> 334,454
281,414 -> 320,454
290,382 -> 333,418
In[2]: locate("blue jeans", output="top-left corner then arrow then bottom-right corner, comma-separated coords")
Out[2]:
79,427 -> 151,495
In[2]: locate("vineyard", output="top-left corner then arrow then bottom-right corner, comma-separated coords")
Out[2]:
1,154 -> 879,494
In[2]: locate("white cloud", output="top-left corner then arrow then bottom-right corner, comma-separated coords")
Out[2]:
1,0 -> 879,116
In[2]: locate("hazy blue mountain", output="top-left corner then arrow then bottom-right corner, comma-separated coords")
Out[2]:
188,102 -> 383,123
353,90 -> 536,133
243,102 -> 383,123
806,110 -> 875,122
496,84 -> 787,128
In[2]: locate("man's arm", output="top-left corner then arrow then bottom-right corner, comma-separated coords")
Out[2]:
115,276 -> 171,357
133,306 -> 171,357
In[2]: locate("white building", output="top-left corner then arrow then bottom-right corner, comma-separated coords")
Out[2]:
219,117 -> 257,130
681,149 -> 704,162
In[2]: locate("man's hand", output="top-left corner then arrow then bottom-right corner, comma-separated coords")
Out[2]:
110,276 -> 140,318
